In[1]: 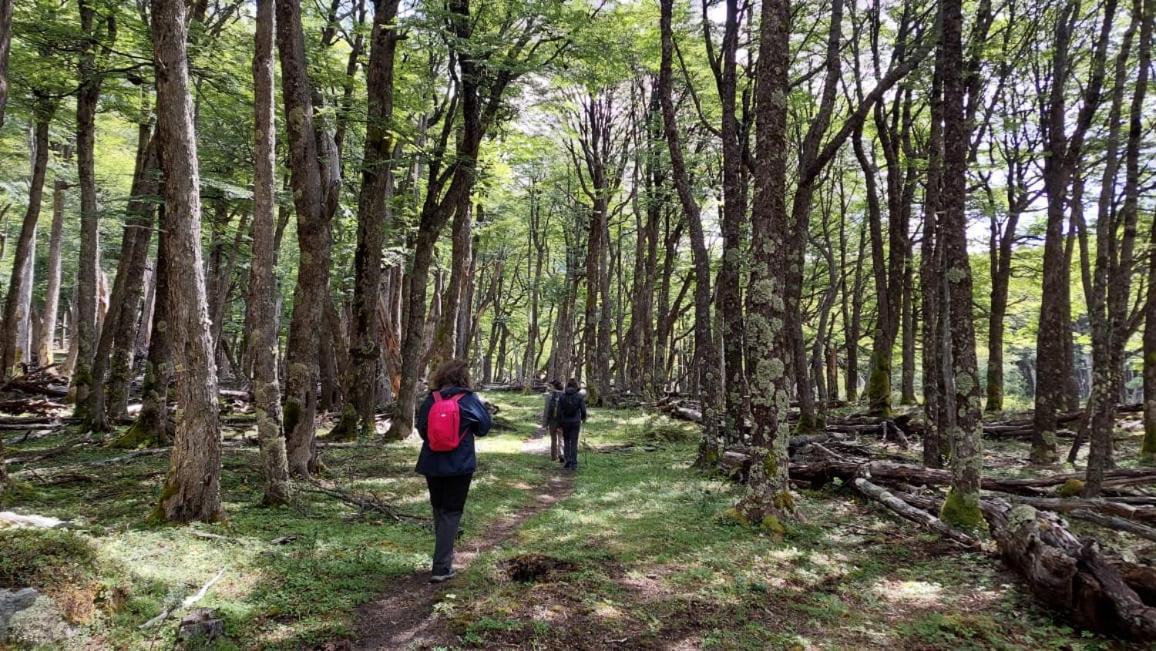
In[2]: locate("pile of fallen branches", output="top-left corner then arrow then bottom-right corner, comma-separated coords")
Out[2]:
0,364 -> 69,400
300,479 -> 428,524
719,439 -> 1156,640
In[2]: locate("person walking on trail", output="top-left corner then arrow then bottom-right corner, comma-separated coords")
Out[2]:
558,378 -> 587,471
415,359 -> 492,583
543,380 -> 564,462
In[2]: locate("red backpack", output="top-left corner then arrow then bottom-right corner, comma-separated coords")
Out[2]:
428,391 -> 466,452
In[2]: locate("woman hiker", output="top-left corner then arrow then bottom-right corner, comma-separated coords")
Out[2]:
415,359 -> 493,583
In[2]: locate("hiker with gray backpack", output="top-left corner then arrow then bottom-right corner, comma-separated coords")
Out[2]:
557,378 -> 587,471
543,380 -> 564,462
415,359 -> 493,583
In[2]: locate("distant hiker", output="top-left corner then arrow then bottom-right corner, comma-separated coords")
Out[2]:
415,359 -> 492,583
558,378 -> 587,471
543,380 -> 564,462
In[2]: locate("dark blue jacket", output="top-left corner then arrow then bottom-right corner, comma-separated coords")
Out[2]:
557,387 -> 587,425
414,386 -> 492,477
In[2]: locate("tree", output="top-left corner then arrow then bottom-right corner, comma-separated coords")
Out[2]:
1032,0 -> 1117,465
937,0 -> 984,530
275,0 -> 339,476
247,0 -> 290,506
0,0 -> 11,127
331,0 -> 402,441
70,0 -> 115,418
734,0 -> 793,527
1082,0 -> 1148,494
37,178 -> 68,366
0,94 -> 55,376
150,0 -> 223,523
658,0 -> 723,467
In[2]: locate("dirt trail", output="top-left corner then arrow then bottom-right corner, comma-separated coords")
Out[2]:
352,437 -> 572,650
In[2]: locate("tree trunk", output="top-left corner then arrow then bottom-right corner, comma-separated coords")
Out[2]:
1035,0 -> 1117,464
36,179 -> 68,367
658,0 -> 723,467
88,125 -> 158,429
920,53 -> 945,468
122,238 -> 171,447
151,0 -> 223,523
938,0 -> 984,530
246,0 -> 290,505
276,0 -> 336,476
899,258 -> 916,405
0,0 -> 12,129
734,0 -> 793,525
331,0 -> 401,440
1,99 -> 54,377
71,0 -> 106,416
1085,0 -> 1146,493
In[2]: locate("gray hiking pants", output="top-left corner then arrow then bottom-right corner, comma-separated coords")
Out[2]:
426,474 -> 473,575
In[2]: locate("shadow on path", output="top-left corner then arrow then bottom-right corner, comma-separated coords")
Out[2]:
353,437 -> 573,650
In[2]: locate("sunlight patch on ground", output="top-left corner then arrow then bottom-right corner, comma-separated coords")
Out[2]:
871,578 -> 944,607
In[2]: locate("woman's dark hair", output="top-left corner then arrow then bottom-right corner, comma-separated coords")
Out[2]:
550,380 -> 563,390
566,378 -> 579,389
431,359 -> 472,390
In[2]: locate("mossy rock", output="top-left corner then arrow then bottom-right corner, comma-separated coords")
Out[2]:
1056,479 -> 1084,497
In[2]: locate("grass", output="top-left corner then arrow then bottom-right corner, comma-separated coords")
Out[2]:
0,394 -> 1138,649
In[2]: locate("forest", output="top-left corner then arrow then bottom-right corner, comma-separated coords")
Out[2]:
0,0 -> 1155,647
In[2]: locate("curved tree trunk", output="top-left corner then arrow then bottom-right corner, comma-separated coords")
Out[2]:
275,0 -> 336,476
1,98 -> 54,377
88,125 -> 158,430
658,0 -> 723,468
342,0 -> 401,434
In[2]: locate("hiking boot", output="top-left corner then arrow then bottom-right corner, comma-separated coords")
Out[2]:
430,569 -> 456,584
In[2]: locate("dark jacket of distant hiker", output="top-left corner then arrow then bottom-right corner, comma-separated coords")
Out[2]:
557,386 -> 587,425
415,386 -> 493,477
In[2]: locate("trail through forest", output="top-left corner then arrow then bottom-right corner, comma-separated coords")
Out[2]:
354,436 -> 574,650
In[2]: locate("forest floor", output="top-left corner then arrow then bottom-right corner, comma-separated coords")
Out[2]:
0,394 -> 1149,649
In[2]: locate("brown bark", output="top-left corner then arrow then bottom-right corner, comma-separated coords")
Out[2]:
1034,0 -> 1117,465
570,90 -> 625,405
337,0 -> 401,440
276,0 -> 336,475
703,0 -> 749,437
1084,0 -> 1146,493
151,0 -> 223,523
1,98 -> 54,377
248,0 -> 290,505
388,0 -> 532,438
658,0 -> 723,467
88,125 -> 158,429
71,0 -> 110,415
0,0 -> 11,128
36,179 -> 68,367
920,53 -> 946,468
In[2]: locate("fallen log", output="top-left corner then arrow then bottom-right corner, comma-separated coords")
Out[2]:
725,452 -> 1156,495
1005,495 -> 1156,526
984,500 -> 1156,640
851,477 -> 979,548
1068,510 -> 1156,543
